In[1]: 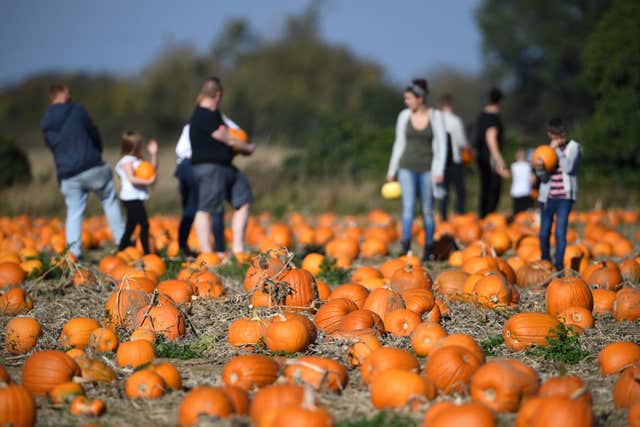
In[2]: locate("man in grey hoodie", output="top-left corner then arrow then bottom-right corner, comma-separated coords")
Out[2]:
40,84 -> 124,257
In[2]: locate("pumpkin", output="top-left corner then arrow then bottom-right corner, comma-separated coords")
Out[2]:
503,312 -> 560,351
68,396 -> 105,416
620,259 -> 640,283
523,395 -> 593,427
177,386 -> 234,426
5,316 -> 41,354
613,365 -> 640,408
430,334 -> 485,363
370,369 -> 436,410
597,342 -> 640,376
130,328 -> 155,343
116,339 -> 155,368
628,402 -> 640,427
75,355 -> 116,382
379,258 -> 406,279
539,376 -> 593,406
134,161 -> 156,179
424,345 -> 482,395
316,280 -> 331,300
284,356 -> 348,393
592,289 -> 616,314
267,389 -> 333,427
383,308 -> 421,337
190,271 -> 225,299
148,363 -> 181,390
328,283 -> 370,309
557,306 -> 594,331
98,255 -> 124,274
532,145 -> 559,171
337,309 -> 385,336
545,277 -> 593,317
301,253 -> 324,276
134,293 -> 186,340
47,381 -> 83,405
362,288 -> 405,321
104,286 -> 150,330
360,347 -> 419,385
314,298 -> 358,334
0,383 -> 36,427
222,354 -> 279,391
425,402 -> 496,427
613,288 -> 640,321
347,335 -> 382,368
0,287 -> 33,315
433,269 -> 469,300
262,314 -> 310,354
401,288 -> 435,315
0,261 -> 26,288
59,317 -> 101,350
283,312 -> 317,344
227,316 -> 266,348
86,327 -> 118,353
516,260 -> 555,288
278,268 -> 319,311
389,263 -> 432,293
141,253 -> 166,276
249,384 -> 305,426
470,360 -> 539,412
157,280 -> 194,306
22,350 -> 80,396
473,272 -> 512,309
243,250 -> 288,292
351,266 -> 383,284
125,369 -> 165,399
587,263 -> 623,291
381,181 -> 402,199
221,385 -> 250,415
410,322 -> 447,356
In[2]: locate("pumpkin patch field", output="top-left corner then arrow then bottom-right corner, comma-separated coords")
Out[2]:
1,209 -> 639,426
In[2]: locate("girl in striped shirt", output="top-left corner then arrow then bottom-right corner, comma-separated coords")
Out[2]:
534,118 -> 582,272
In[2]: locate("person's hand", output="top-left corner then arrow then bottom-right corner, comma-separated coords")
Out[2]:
386,175 -> 395,182
549,139 -> 561,149
434,175 -> 444,184
212,125 -> 230,143
496,164 -> 510,178
147,139 -> 158,155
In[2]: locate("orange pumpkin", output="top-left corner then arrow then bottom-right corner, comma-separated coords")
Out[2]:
532,145 -> 558,172
178,386 -> 234,426
59,317 -> 101,350
424,345 -> 483,395
5,316 -> 41,354
0,383 -> 36,427
597,342 -> 640,376
134,161 -> 156,180
222,354 -> 279,391
360,347 -> 419,385
125,370 -> 165,399
22,350 -> 80,396
284,356 -> 348,393
116,340 -> 155,368
370,369 -> 436,410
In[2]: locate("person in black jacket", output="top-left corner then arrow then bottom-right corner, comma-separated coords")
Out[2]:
40,84 -> 124,257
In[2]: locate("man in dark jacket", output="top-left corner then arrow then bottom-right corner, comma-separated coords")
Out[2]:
40,84 -> 124,257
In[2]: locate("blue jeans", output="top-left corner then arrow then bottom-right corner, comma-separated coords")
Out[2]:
539,198 -> 573,270
60,164 -> 124,256
397,168 -> 435,245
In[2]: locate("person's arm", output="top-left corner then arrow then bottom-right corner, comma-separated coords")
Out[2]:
147,139 -> 158,169
554,140 -> 581,175
80,106 -> 103,153
386,110 -> 408,181
121,161 -> 155,186
485,127 -> 509,177
212,125 -> 255,155
431,110 -> 447,184
451,115 -> 469,150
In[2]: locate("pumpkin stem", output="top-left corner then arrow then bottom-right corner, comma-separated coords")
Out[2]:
570,385 -> 589,400
300,386 -> 318,410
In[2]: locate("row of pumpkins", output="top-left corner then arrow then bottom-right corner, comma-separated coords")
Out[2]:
1,211 -> 640,426
0,206 -> 639,261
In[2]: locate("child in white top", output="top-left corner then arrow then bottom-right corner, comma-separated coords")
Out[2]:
115,131 -> 157,254
510,148 -> 534,217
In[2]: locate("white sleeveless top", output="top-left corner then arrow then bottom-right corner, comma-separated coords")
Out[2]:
115,155 -> 149,201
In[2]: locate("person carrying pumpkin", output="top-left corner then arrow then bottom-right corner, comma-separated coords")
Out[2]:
114,131 -> 158,254
534,118 -> 582,272
386,79 -> 447,261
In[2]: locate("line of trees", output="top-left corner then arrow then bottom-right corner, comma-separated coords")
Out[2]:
0,0 -> 637,187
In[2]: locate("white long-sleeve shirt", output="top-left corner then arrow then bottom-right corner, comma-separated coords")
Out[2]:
441,110 -> 468,164
175,115 -> 241,163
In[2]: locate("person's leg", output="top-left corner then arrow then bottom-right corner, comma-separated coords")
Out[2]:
137,201 -> 150,255
178,178 -> 198,253
231,204 -> 250,254
553,199 -> 573,271
212,211 -> 226,254
192,164 -> 226,254
89,165 -> 125,246
453,163 -> 466,215
539,200 -> 554,264
397,169 -> 417,253
60,176 -> 88,257
418,171 -> 435,261
440,166 -> 451,221
194,211 -> 212,253
487,170 -> 502,215
478,160 -> 491,218
118,201 -> 138,251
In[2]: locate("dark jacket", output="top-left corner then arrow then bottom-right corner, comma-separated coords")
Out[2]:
40,102 -> 104,182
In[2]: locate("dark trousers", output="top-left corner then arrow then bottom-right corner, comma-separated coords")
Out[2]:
175,160 -> 225,253
440,162 -> 465,220
478,158 -> 502,218
118,200 -> 150,254
539,198 -> 573,271
512,196 -> 533,216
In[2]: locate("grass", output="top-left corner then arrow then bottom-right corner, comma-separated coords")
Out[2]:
480,334 -> 505,357
317,257 -> 350,285
153,335 -> 214,359
213,257 -> 250,281
526,323 -> 589,365
337,412 -> 416,427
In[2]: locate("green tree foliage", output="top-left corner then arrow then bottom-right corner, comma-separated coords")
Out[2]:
0,133 -> 31,188
580,0 -> 640,169
475,0 -> 612,138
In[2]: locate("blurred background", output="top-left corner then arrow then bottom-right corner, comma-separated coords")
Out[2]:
1,0 -> 638,217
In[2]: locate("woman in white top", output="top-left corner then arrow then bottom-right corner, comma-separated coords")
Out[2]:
115,131 -> 157,254
386,79 -> 447,261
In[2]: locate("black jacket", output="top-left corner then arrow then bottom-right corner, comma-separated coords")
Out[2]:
40,102 -> 104,182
